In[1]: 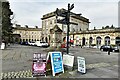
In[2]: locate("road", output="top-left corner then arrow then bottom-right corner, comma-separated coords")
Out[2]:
1,44 -> 119,78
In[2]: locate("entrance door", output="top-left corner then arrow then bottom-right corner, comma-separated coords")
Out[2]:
82,37 -> 85,46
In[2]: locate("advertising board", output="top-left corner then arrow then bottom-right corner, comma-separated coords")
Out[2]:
48,52 -> 64,76
32,53 -> 46,77
77,56 -> 86,74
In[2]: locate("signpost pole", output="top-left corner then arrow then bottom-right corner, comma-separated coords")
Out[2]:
66,3 -> 70,54
55,3 -> 74,54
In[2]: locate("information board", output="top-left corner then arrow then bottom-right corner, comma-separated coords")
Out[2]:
48,52 -> 64,76
77,56 -> 86,73
63,54 -> 74,67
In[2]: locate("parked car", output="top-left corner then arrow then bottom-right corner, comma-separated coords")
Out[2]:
61,43 -> 70,48
100,45 -> 113,52
112,46 -> 119,52
28,42 -> 36,46
36,42 -> 49,47
20,42 -> 28,45
61,43 -> 66,48
100,45 -> 119,52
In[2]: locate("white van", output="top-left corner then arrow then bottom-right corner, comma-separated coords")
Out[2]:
36,41 -> 48,47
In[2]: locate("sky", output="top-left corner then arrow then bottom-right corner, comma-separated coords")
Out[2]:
8,0 -> 119,29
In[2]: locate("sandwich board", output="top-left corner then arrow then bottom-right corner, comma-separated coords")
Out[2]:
47,52 -> 64,76
32,53 -> 46,77
63,54 -> 74,67
1,43 -> 5,49
77,56 -> 86,74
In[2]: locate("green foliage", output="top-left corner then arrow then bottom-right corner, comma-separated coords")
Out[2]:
2,1 -> 13,43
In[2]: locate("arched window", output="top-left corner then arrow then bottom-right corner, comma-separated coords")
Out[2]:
89,37 -> 93,46
105,36 -> 110,45
116,37 -> 120,46
96,36 -> 102,46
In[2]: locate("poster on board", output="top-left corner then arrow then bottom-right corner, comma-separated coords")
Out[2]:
32,61 -> 46,76
47,52 -> 64,76
77,56 -> 86,74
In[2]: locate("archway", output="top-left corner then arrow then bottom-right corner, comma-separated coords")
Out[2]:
23,39 -> 25,42
42,37 -> 44,42
63,37 -> 66,42
89,37 -> 93,46
26,39 -> 28,42
96,36 -> 102,47
105,36 -> 110,45
116,37 -> 120,46
29,39 -> 31,42
45,37 -> 48,43
49,35 -> 50,43
82,37 -> 85,46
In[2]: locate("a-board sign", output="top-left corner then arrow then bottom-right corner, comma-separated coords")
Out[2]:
1,43 -> 5,49
77,56 -> 86,73
47,52 -> 64,76
63,54 -> 74,67
32,53 -> 46,77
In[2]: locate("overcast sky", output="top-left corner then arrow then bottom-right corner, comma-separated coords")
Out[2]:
8,0 -> 119,29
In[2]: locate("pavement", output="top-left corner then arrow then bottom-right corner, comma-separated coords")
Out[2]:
0,44 -> 119,79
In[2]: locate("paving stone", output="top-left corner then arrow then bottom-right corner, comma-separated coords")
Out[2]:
98,67 -> 118,78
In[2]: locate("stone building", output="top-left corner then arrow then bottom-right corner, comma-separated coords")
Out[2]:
12,24 -> 42,43
71,26 -> 120,47
41,8 -> 90,43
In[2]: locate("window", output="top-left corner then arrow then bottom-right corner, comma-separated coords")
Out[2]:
50,21 -> 52,24
54,20 -> 56,23
46,21 -> 48,25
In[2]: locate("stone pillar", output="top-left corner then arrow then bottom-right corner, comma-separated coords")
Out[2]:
50,25 -> 63,48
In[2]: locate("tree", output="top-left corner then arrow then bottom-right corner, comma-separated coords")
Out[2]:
2,1 -> 13,44
105,25 -> 109,29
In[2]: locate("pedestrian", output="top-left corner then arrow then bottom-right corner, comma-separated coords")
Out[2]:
81,45 -> 83,48
108,48 -> 110,55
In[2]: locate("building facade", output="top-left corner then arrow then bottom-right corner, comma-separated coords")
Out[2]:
13,24 -> 42,43
71,27 -> 120,47
41,8 -> 90,43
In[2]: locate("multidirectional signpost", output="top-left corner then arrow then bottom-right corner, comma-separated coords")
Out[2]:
56,3 -> 77,54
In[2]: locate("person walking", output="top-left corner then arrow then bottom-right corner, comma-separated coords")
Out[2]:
108,48 -> 110,55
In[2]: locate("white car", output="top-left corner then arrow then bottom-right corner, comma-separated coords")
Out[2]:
28,42 -> 36,46
36,42 -> 49,47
